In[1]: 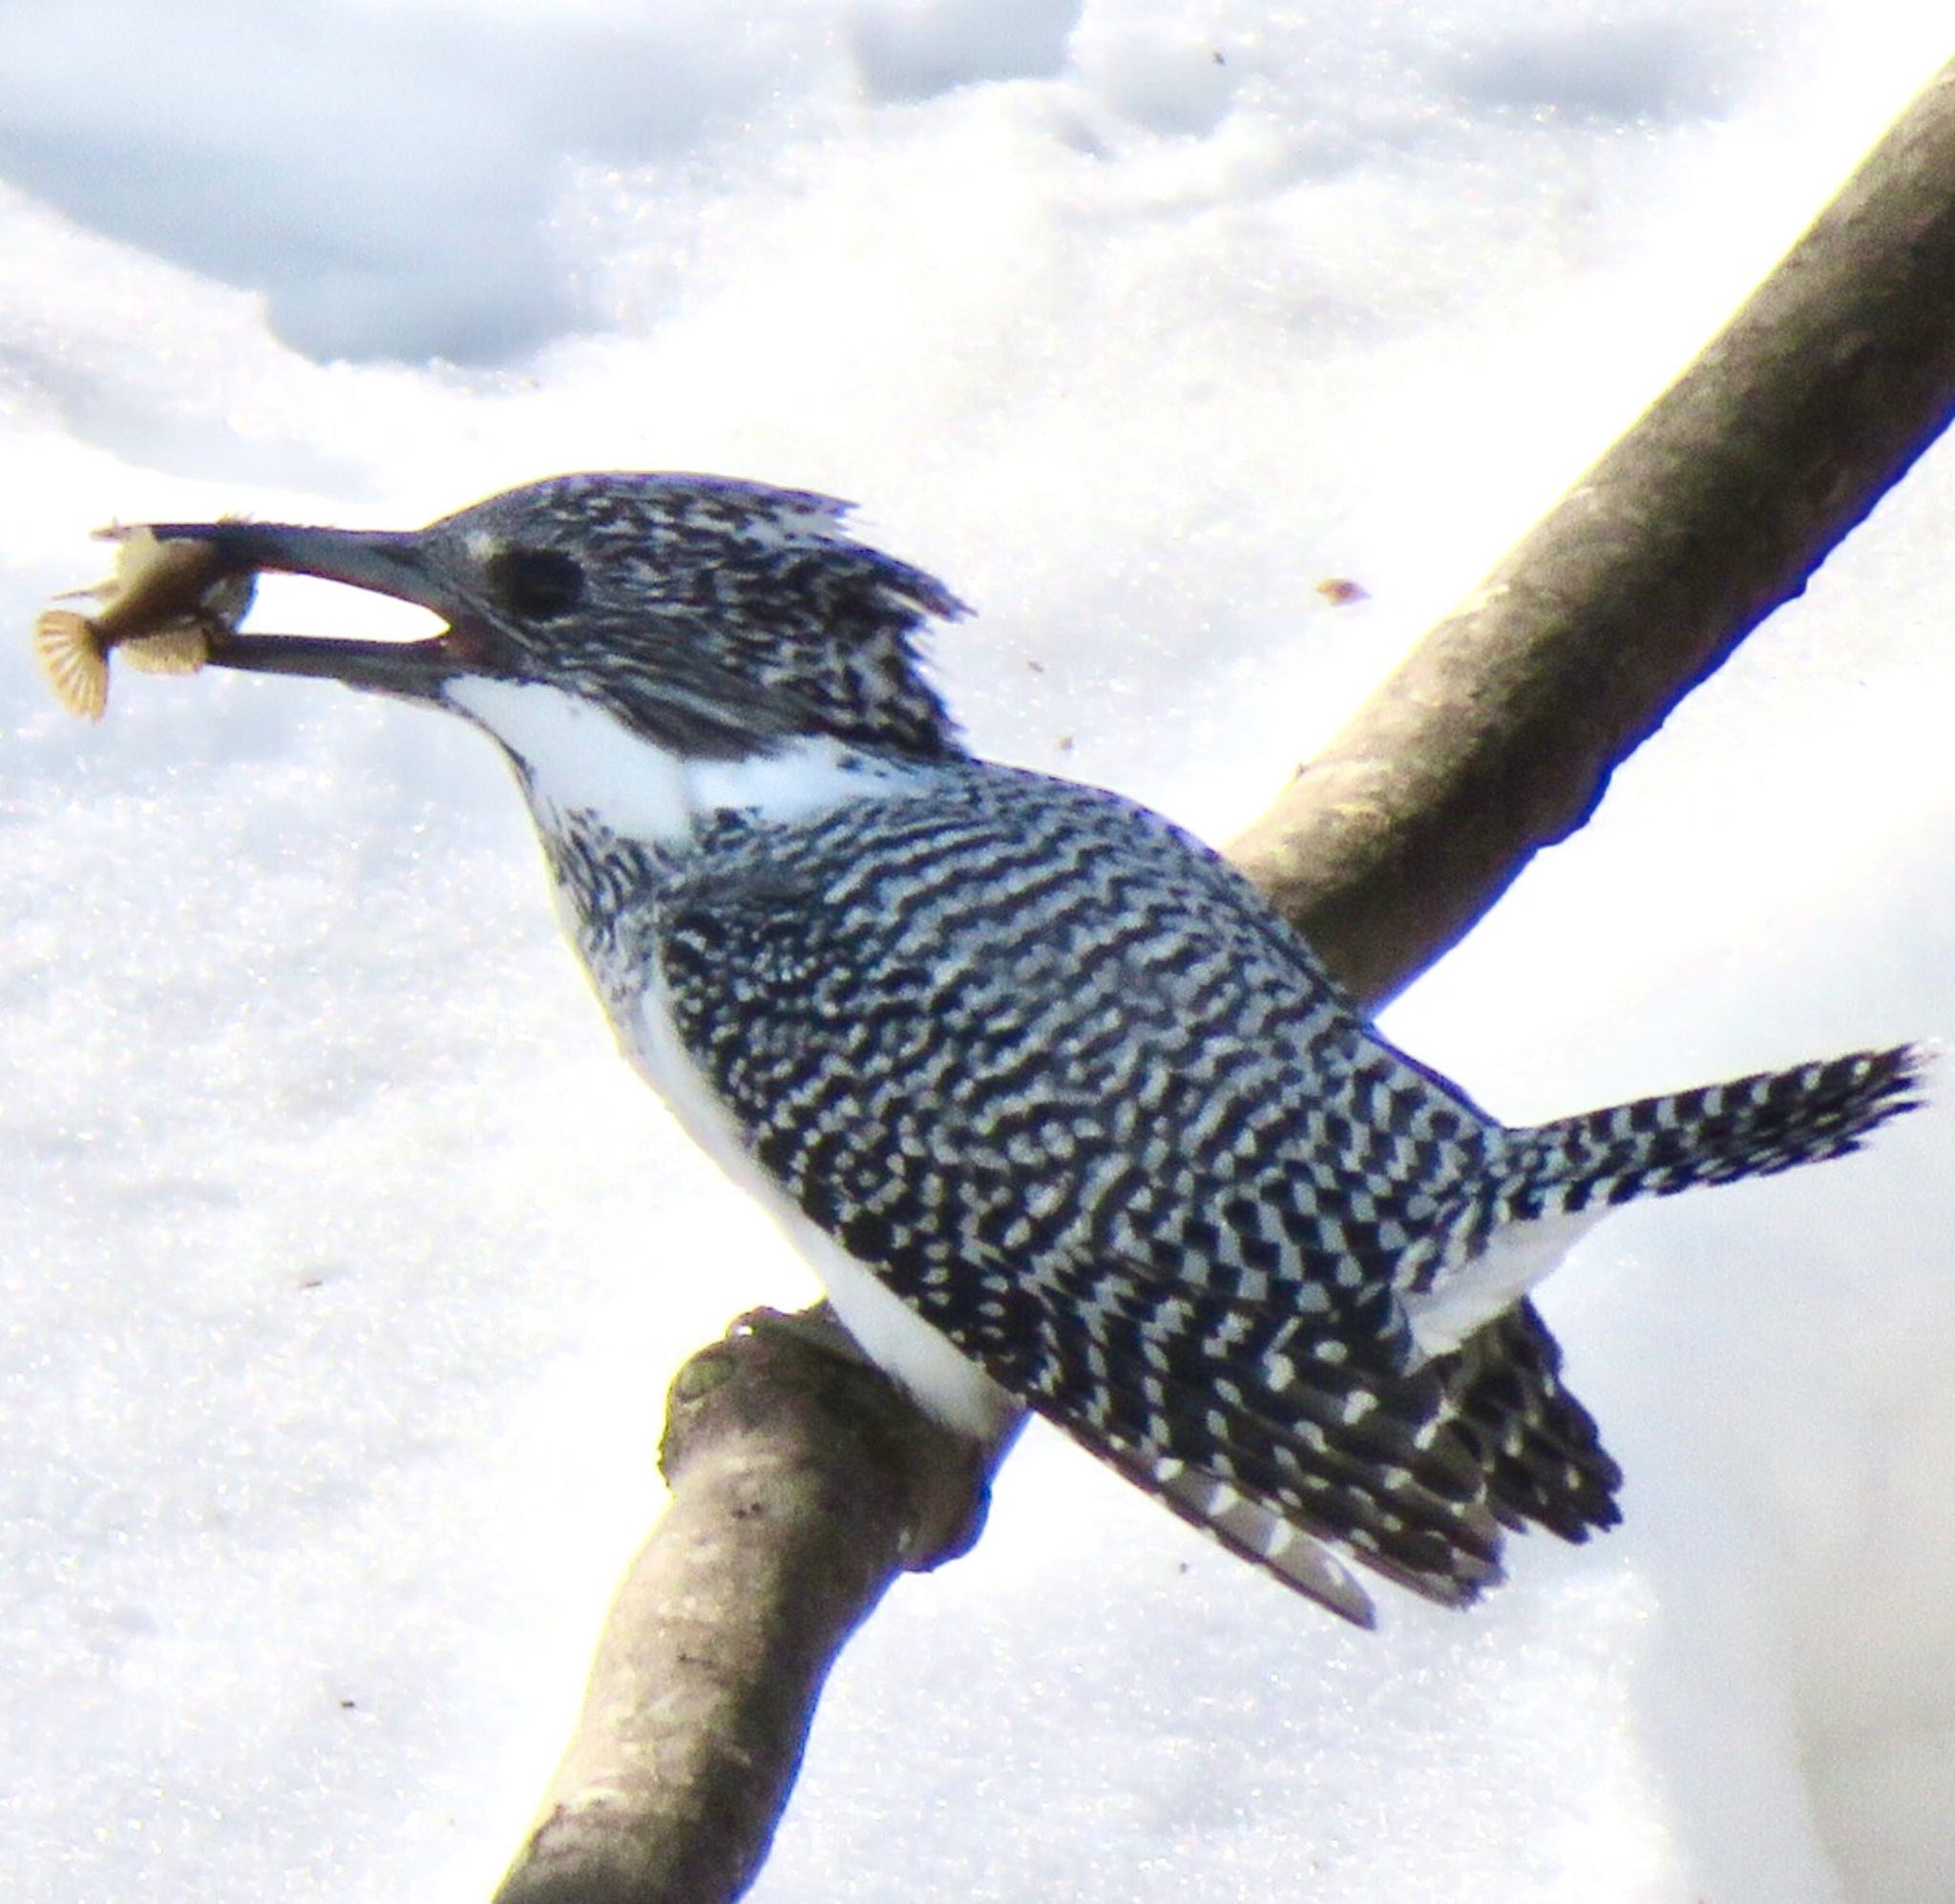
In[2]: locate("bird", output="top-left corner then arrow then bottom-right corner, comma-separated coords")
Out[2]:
152,471 -> 1923,1626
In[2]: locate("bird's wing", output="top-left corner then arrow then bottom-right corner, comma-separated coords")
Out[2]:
657,766 -> 1512,1610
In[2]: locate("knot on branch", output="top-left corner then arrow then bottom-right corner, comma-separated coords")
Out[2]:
663,1304 -> 1015,1576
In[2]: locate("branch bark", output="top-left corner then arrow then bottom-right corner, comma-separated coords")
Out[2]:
492,1311 -> 1001,1904
494,58 -> 1955,1904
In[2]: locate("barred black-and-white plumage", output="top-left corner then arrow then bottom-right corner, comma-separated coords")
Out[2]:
176,473 -> 1924,1626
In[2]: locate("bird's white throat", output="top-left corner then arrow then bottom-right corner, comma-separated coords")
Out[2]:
443,676 -> 916,844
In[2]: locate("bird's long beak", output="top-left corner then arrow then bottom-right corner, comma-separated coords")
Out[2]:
145,519 -> 467,701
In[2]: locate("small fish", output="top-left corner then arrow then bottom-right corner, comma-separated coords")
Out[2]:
34,526 -> 254,720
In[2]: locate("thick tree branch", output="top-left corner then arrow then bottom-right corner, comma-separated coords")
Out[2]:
1232,57 -> 1955,1002
494,1310 -> 1002,1904
494,58 -> 1955,1904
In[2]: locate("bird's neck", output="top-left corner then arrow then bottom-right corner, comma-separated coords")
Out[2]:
445,676 -> 931,1035
445,675 -> 924,855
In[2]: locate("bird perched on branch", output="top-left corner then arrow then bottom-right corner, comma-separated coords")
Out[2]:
155,473 -> 1922,1625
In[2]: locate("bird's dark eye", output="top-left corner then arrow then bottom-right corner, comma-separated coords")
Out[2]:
487,546 -> 586,620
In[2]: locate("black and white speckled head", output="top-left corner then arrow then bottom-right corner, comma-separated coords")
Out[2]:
168,472 -> 969,763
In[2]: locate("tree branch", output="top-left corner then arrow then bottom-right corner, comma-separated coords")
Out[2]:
1232,57 -> 1955,1002
493,1309 -> 1003,1904
493,57 -> 1955,1904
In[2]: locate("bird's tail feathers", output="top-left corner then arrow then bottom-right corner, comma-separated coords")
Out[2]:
1406,1043 -> 1924,1361
1505,1041 -> 1925,1223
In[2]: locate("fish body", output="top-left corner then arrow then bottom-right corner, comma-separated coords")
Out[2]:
33,527 -> 251,719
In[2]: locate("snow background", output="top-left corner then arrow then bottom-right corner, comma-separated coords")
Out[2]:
1,3 -> 1951,1899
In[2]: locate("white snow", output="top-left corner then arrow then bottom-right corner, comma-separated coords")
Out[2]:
2,4 -> 1952,1901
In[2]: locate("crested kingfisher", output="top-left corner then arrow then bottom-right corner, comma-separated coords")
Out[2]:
150,472 -> 1923,1625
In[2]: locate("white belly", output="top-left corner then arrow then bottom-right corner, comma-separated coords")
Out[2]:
632,978 -> 1019,1445
1404,1206 -> 1604,1360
